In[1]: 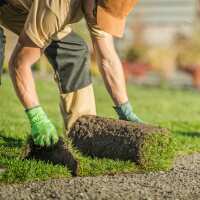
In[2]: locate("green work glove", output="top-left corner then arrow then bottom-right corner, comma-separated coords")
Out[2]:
114,102 -> 143,123
26,106 -> 59,146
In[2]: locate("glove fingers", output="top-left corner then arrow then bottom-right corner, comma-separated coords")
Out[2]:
45,127 -> 58,146
32,132 -> 40,140
30,117 -> 58,146
129,113 -> 143,123
44,135 -> 51,146
51,134 -> 59,145
34,135 -> 45,146
48,124 -> 59,145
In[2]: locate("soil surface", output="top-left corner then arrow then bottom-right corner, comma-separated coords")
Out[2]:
0,153 -> 200,200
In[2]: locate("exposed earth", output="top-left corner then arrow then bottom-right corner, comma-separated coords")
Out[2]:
0,153 -> 200,200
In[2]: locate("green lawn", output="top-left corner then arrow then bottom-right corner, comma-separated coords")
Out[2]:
0,75 -> 200,183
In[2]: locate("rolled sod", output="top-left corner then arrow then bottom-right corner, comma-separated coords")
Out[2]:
22,137 -> 79,176
69,115 -> 174,171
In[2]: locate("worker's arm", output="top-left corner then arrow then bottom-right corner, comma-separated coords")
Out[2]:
9,31 -> 41,108
9,31 -> 58,146
7,0 -> 69,146
91,34 -> 142,122
92,35 -> 128,105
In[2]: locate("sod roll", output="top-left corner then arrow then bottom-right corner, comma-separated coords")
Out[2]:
69,115 -> 174,171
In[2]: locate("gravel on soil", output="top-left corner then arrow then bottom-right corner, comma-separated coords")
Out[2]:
0,153 -> 200,200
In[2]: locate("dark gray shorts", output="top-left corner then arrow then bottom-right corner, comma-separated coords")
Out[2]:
45,32 -> 92,93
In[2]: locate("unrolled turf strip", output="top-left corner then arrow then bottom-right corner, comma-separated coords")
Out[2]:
69,115 -> 174,171
22,137 -> 79,176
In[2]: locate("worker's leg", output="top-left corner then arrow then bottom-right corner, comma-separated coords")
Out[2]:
59,85 -> 96,132
45,31 -> 96,134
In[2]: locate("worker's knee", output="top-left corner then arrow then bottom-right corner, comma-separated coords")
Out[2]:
45,31 -> 92,93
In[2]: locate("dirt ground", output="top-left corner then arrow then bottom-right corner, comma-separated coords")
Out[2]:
0,153 -> 200,200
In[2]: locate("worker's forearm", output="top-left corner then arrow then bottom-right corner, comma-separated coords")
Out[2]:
9,43 -> 39,109
96,50 -> 128,106
98,56 -> 143,122
92,35 -> 128,105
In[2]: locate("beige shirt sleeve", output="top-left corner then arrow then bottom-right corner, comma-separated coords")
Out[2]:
87,20 -> 109,38
83,1 -> 109,38
24,0 -> 70,48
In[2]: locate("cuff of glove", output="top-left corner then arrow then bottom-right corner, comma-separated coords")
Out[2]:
114,101 -> 133,120
25,106 -> 48,124
114,102 -> 143,123
25,105 -> 41,112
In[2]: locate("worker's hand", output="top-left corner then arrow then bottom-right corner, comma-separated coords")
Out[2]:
114,102 -> 143,123
26,106 -> 59,146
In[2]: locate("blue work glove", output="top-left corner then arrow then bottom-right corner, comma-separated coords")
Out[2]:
114,102 -> 143,123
